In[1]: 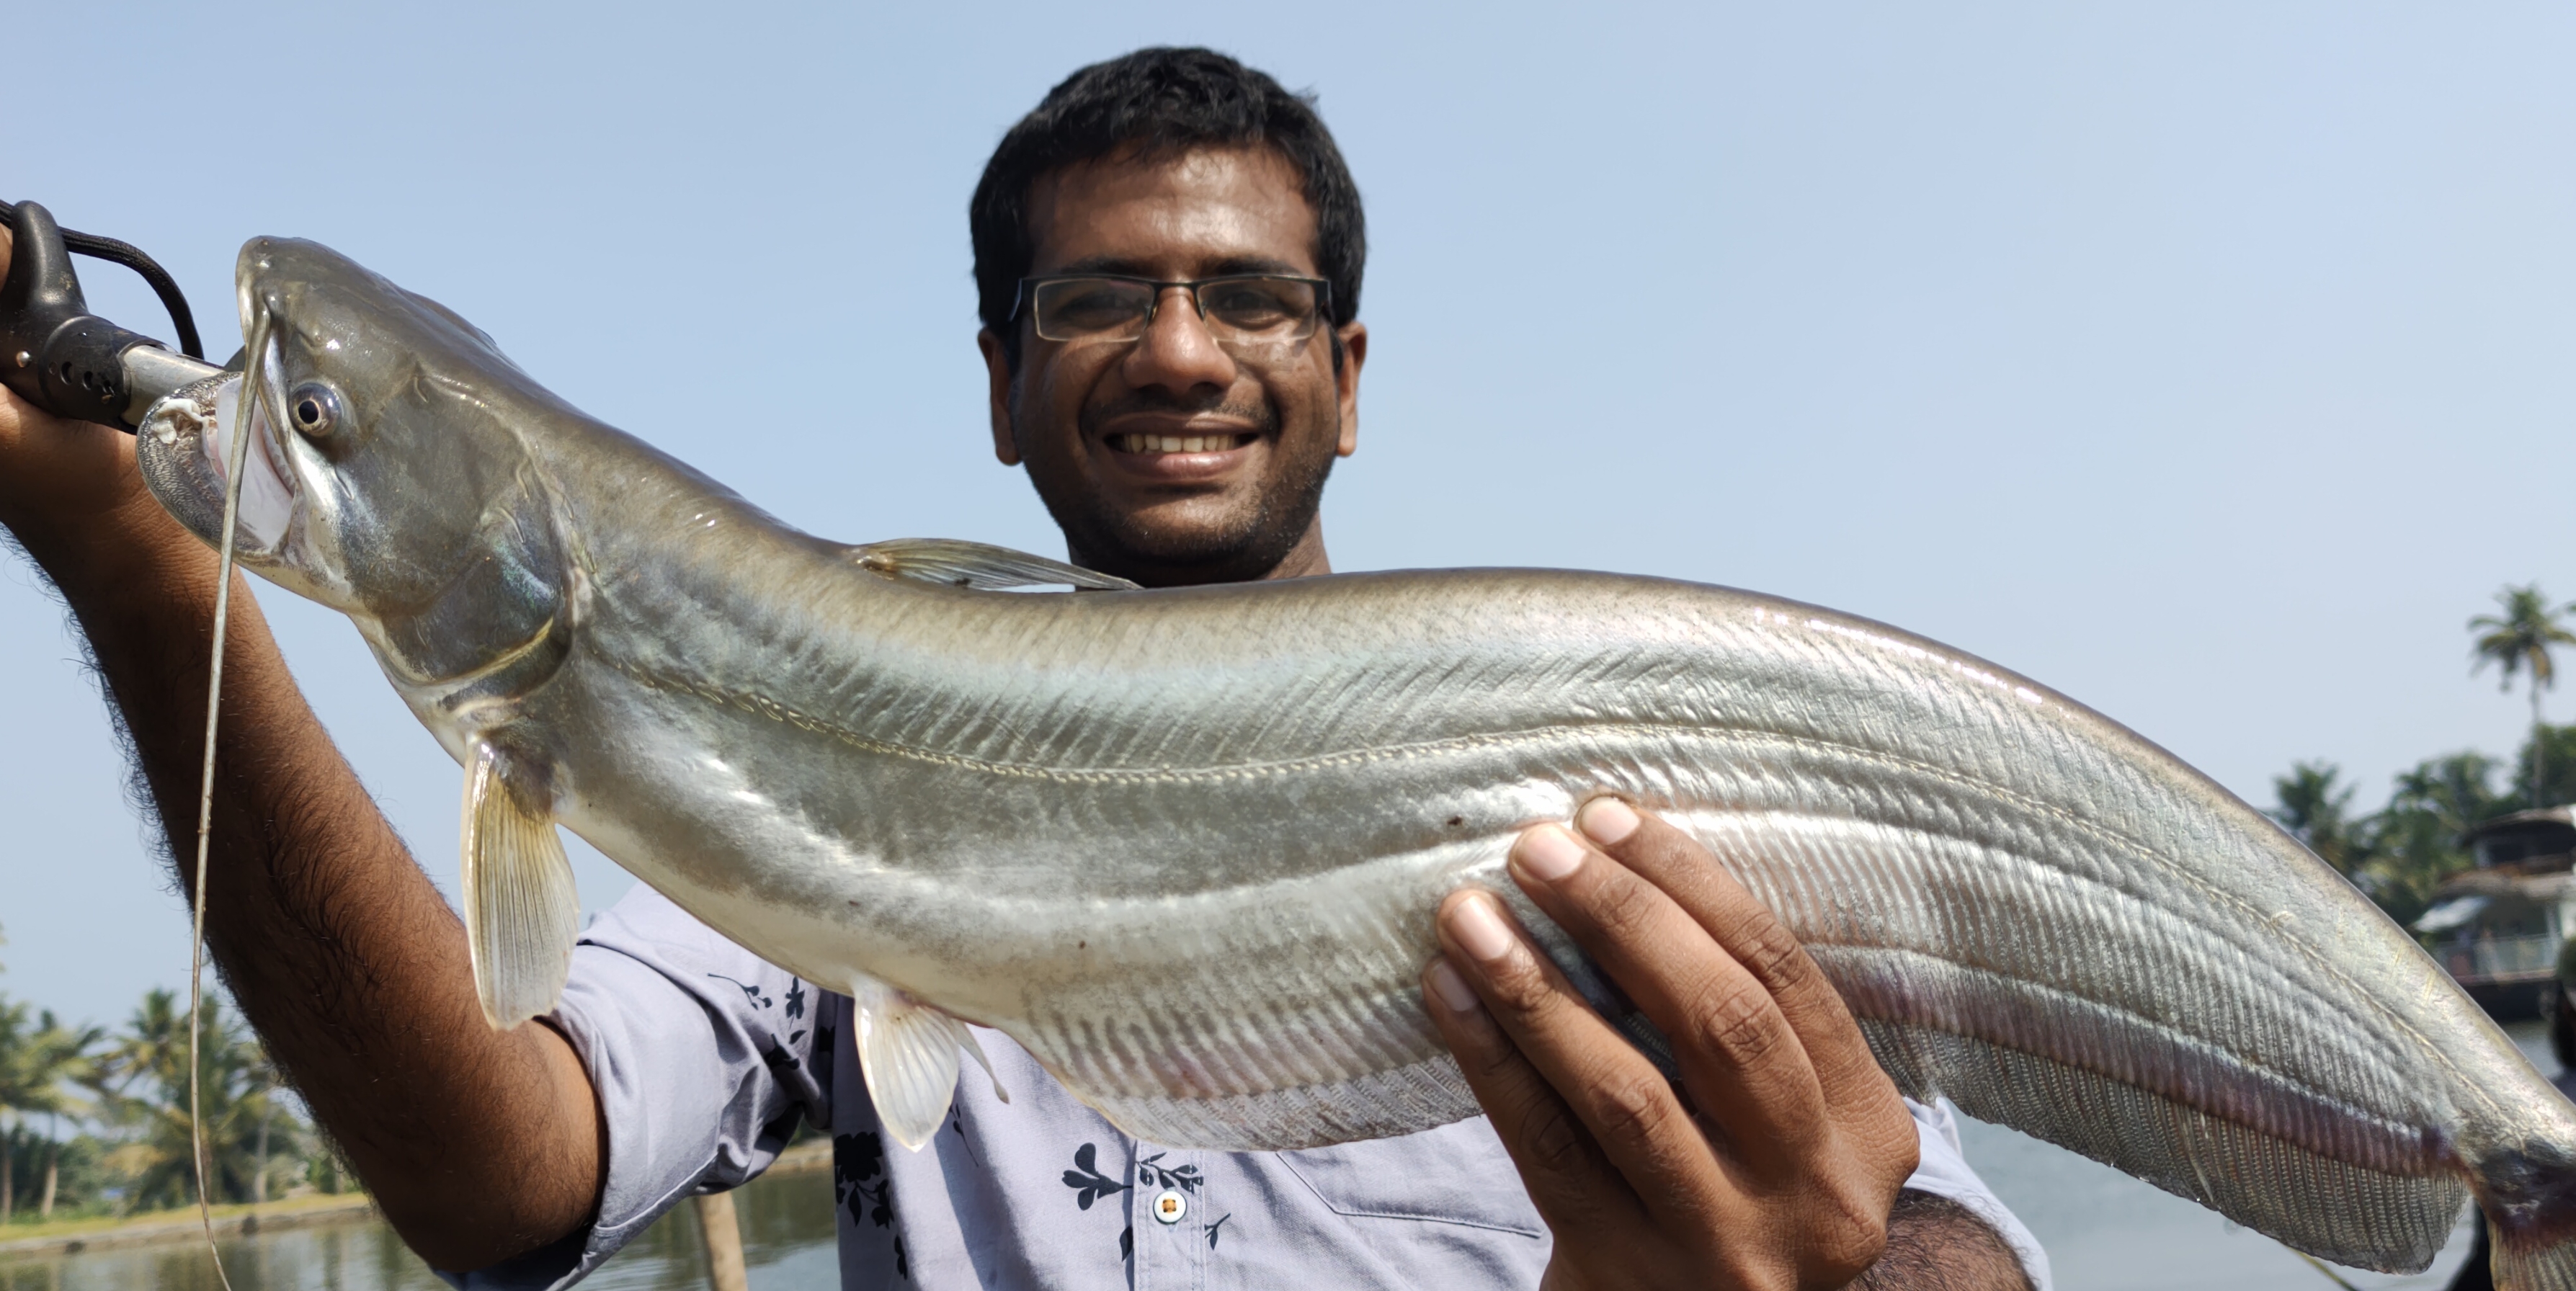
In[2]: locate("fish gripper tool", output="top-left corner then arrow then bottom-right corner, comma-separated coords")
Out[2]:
1,200 -> 223,431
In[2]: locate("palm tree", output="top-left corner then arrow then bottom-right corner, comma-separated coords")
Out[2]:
0,997 -> 89,1225
2270,761 -> 2366,875
96,989 -> 297,1211
0,996 -> 22,1223
15,1013 -> 102,1219
2472,584 -> 2576,808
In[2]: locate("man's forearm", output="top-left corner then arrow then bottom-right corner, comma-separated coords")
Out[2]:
5,446 -> 601,1270
1858,1190 -> 2036,1291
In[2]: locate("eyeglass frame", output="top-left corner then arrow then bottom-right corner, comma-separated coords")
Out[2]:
1011,273 -> 1337,347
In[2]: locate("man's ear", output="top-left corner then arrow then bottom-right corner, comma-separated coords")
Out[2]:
1334,321 -> 1368,457
977,328 -> 1020,466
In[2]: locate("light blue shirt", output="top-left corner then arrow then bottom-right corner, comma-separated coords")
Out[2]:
460,886 -> 2051,1289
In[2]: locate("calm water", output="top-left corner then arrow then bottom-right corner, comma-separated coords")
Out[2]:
6,1023 -> 2555,1289
0,1161 -> 841,1291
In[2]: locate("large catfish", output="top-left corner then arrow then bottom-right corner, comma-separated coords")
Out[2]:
132,237 -> 2576,1287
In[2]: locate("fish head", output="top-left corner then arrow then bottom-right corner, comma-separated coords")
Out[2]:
139,236 -> 552,622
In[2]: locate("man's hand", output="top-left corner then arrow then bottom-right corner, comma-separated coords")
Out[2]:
0,225 -> 194,564
1420,798 -> 1986,1290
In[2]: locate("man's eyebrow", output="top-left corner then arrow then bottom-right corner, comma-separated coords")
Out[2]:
1201,256 -> 1309,277
1045,254 -> 1314,278
1048,255 -> 1154,277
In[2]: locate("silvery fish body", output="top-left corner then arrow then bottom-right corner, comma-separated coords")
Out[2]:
133,237 -> 2576,1287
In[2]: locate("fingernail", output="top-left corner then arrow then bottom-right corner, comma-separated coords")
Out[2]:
1577,798 -> 1641,846
1514,824 -> 1587,882
1448,894 -> 1517,962
1425,959 -> 1481,1012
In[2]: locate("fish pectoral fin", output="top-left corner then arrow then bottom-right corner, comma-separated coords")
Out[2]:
850,975 -> 1003,1150
460,741 -> 579,1031
847,538 -> 1139,592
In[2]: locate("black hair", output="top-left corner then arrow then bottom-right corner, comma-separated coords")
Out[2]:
970,47 -> 1365,366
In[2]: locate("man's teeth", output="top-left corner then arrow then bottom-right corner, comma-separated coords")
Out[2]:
1113,433 -> 1247,454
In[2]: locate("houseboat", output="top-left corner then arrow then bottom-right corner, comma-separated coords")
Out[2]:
2415,807 -> 2576,1020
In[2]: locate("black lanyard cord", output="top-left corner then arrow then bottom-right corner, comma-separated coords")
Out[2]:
0,200 -> 205,360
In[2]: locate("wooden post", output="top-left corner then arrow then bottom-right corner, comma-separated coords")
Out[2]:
694,1191 -> 749,1291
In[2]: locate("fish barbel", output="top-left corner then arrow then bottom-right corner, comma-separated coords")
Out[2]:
128,236 -> 2576,1287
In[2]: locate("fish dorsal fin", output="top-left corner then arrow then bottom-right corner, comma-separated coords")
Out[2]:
851,973 -> 1009,1151
847,538 -> 1138,591
460,740 -> 580,1029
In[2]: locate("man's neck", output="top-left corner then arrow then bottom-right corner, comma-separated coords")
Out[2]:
1254,524 -> 1332,581
1075,523 -> 1332,589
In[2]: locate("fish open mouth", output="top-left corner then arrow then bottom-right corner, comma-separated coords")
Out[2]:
133,330 -> 299,560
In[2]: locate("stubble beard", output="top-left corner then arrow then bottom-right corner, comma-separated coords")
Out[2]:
1033,398 -> 1339,587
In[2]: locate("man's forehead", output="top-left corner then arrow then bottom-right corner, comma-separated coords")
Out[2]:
1026,146 -> 1319,278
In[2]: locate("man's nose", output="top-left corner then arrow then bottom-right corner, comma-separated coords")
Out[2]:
1121,286 -> 1238,393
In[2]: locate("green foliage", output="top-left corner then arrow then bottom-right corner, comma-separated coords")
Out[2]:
2471,585 -> 2576,694
2269,761 -> 2364,874
92,988 -> 305,1211
6,1010 -> 104,1125
2470,584 -> 2576,806
2502,723 -> 2576,816
1,1125 -> 112,1222
0,994 -> 107,1222
2373,751 -> 2505,929
0,983 -> 316,1220
2270,752 -> 2505,929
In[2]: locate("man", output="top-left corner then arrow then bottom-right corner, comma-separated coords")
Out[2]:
0,48 -> 2044,1290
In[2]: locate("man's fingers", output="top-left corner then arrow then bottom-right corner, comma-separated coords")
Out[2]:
1506,820 -> 1830,1169
1420,955 -> 1640,1240
1570,798 -> 1895,1109
1431,890 -> 1735,1223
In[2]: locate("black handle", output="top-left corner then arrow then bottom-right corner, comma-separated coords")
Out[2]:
1,200 -> 207,430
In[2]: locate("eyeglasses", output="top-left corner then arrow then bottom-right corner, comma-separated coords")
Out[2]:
1015,274 -> 1333,346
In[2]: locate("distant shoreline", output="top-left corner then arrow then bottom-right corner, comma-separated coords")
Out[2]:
0,1137 -> 832,1262
0,1192 -> 380,1261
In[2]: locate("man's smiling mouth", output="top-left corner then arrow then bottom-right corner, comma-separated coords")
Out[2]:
1109,432 -> 1259,454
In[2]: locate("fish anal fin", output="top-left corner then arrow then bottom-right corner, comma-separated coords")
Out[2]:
460,740 -> 579,1031
847,537 -> 1138,591
852,975 -> 1001,1150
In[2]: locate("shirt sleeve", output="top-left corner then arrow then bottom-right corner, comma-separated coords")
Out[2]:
1900,1096 -> 2052,1290
444,885 -> 835,1290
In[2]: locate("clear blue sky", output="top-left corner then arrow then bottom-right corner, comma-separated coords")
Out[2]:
5,1 -> 2573,1032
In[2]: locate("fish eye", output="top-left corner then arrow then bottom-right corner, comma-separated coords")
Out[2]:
286,380 -> 342,439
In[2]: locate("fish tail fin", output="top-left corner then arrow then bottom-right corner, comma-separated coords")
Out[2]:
2478,1146 -> 2576,1291
2490,1220 -> 2576,1291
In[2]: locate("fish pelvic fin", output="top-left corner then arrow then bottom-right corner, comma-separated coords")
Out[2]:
850,974 -> 1005,1151
847,537 -> 1138,592
460,739 -> 579,1030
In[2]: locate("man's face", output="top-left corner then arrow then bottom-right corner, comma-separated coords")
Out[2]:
980,146 -> 1366,586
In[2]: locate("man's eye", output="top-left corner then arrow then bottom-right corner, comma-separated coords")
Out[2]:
1048,285 -> 1149,330
1204,284 -> 1304,329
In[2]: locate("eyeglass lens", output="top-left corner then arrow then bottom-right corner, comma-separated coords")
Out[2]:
1032,277 -> 1323,344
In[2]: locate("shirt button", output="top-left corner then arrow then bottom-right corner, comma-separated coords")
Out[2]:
1151,1188 -> 1188,1224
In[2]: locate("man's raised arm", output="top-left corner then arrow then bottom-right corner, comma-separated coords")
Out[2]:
0,228 -> 602,1272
